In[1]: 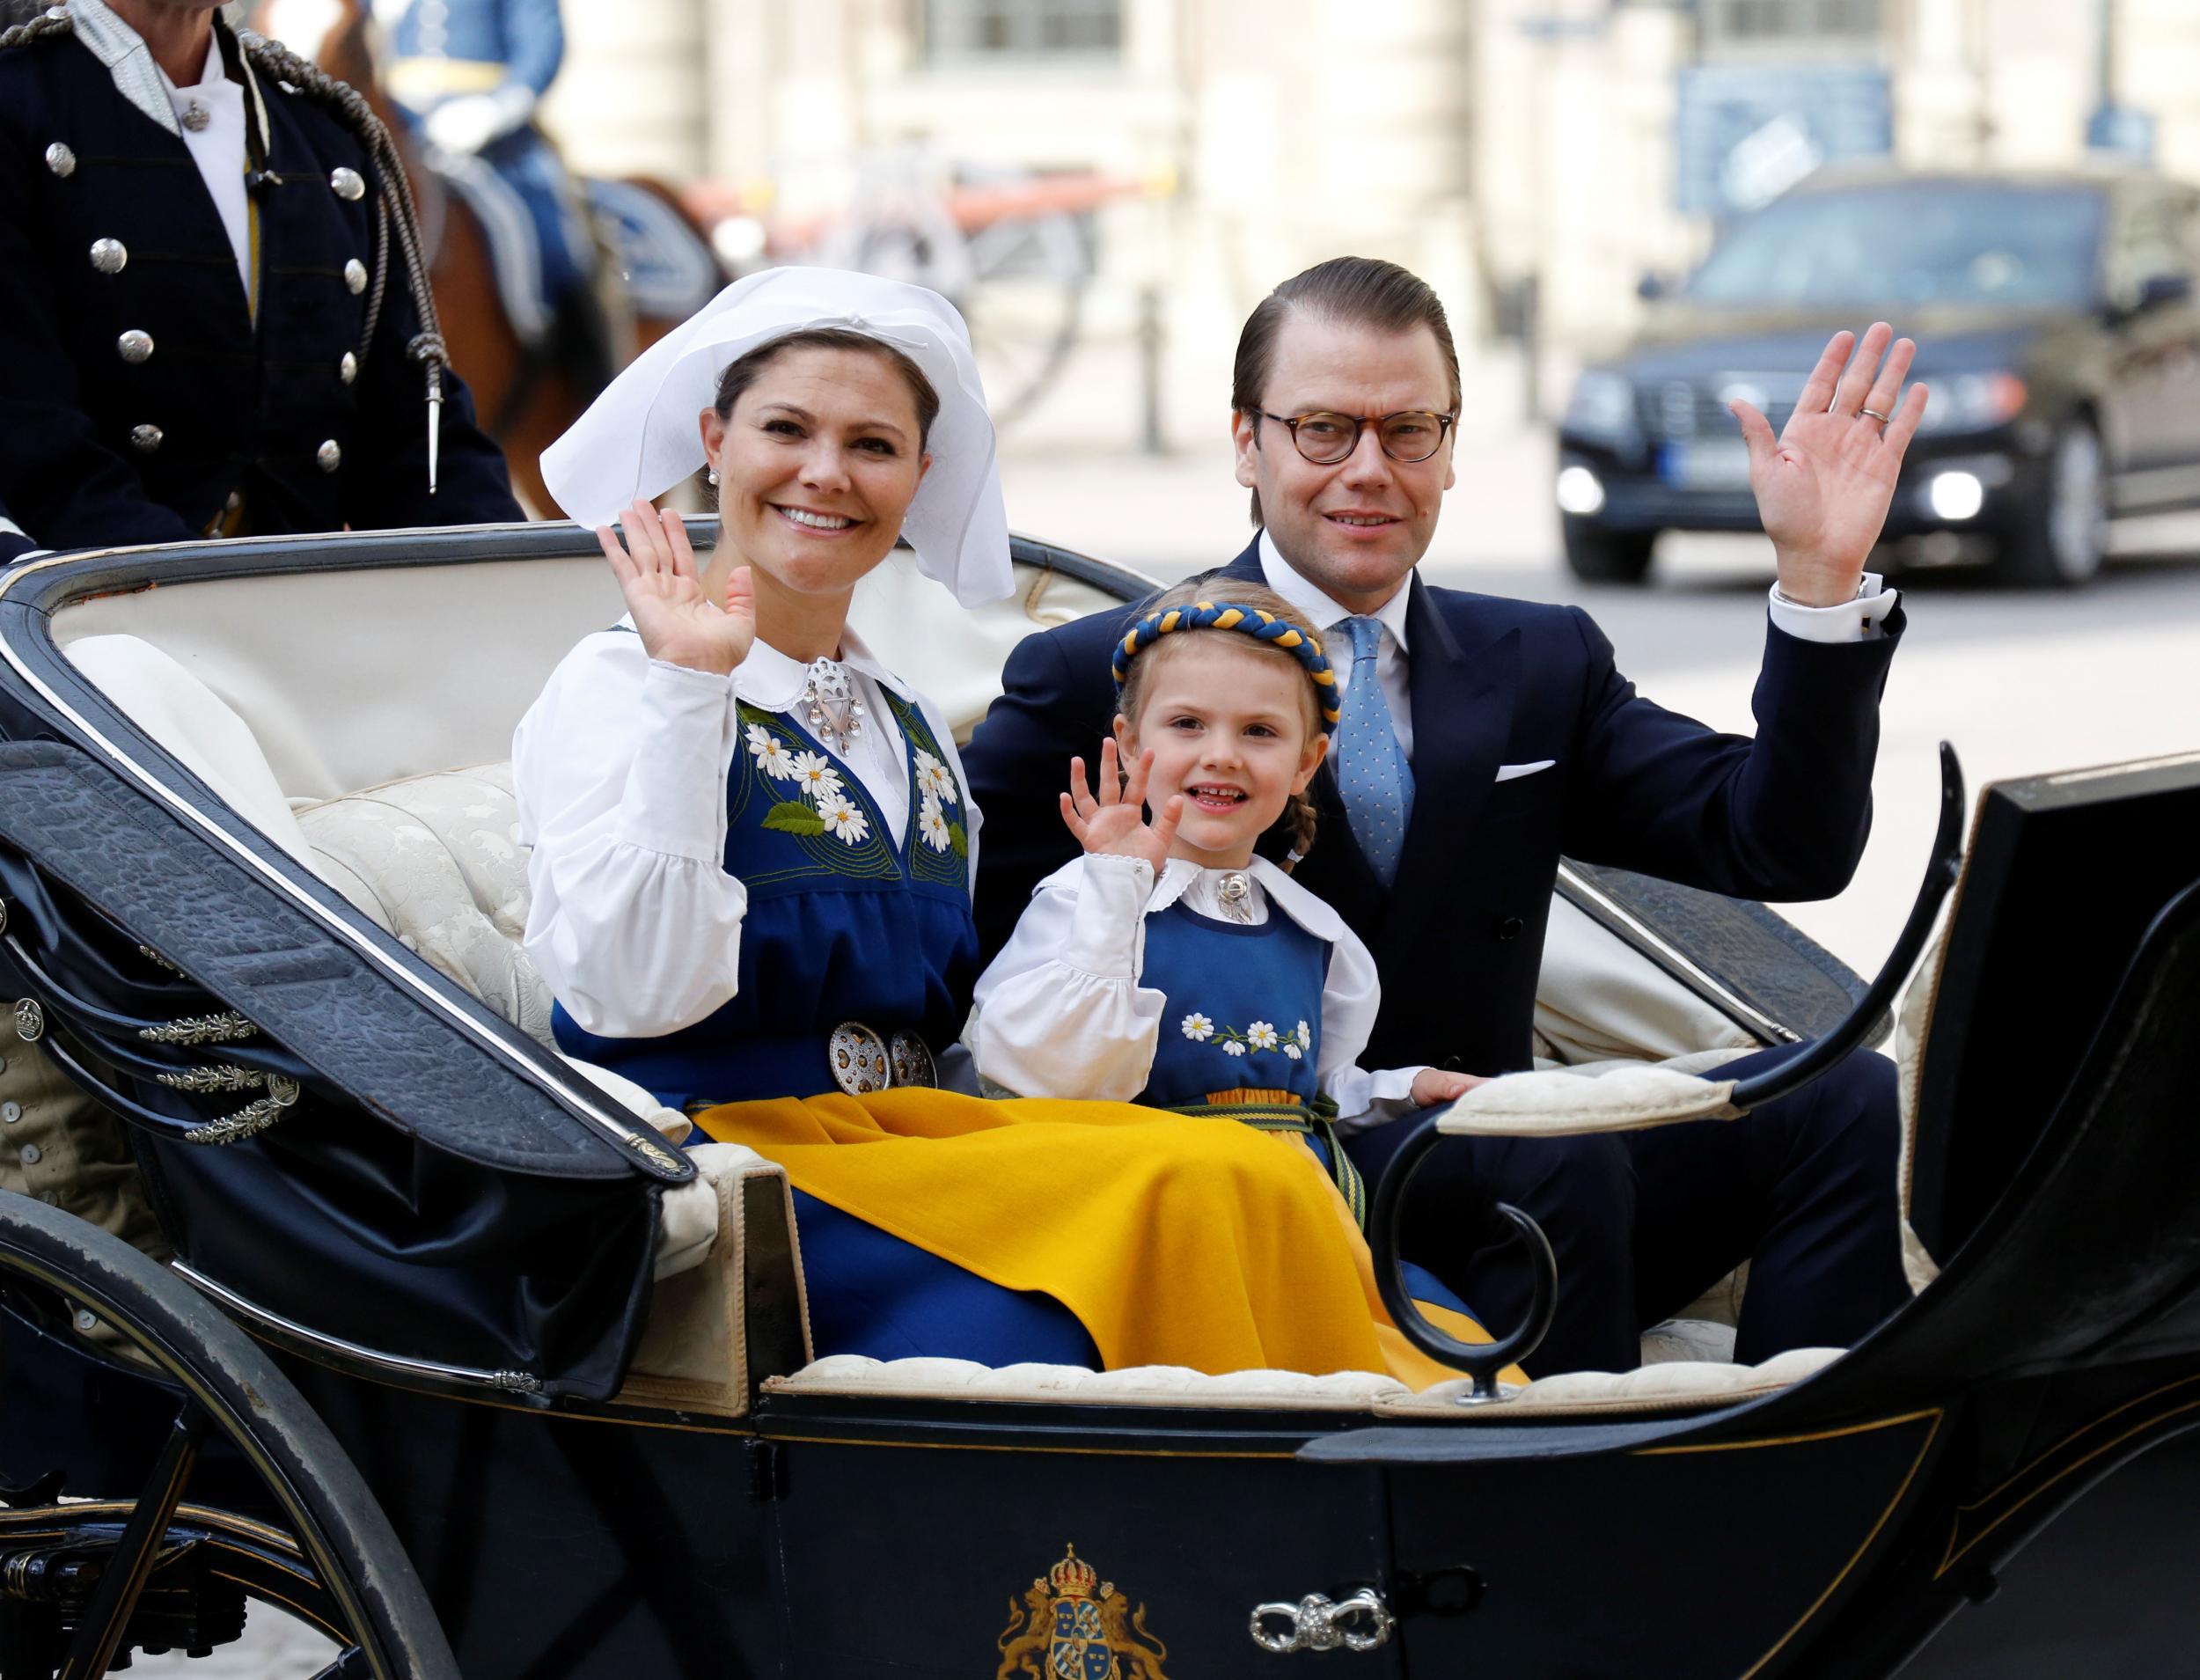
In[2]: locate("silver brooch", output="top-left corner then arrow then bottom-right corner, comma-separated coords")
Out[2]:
180,99 -> 209,133
1215,871 -> 1256,924
800,658 -> 866,756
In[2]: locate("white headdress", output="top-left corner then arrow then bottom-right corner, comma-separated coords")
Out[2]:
539,267 -> 1013,607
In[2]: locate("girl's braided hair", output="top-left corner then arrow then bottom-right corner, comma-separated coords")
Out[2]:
1112,579 -> 1330,869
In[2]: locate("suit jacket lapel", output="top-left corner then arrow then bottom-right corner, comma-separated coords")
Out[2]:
1373,579 -> 1520,951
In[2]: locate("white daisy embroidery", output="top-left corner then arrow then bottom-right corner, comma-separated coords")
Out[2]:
1295,1021 -> 1313,1049
1247,1021 -> 1280,1051
1181,1013 -> 1214,1042
1283,1043 -> 1303,1060
746,724 -> 796,780
1222,1039 -> 1246,1058
817,792 -> 869,845
917,797 -> 952,852
913,749 -> 959,807
789,751 -> 844,803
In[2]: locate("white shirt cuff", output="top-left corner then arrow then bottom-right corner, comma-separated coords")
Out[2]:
616,659 -> 735,861
1065,854 -> 1156,978
1767,574 -> 1899,644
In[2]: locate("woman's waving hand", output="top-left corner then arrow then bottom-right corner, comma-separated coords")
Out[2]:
598,496 -> 757,676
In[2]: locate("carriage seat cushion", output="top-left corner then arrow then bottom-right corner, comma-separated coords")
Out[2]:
766,1346 -> 1840,1417
294,762 -> 554,1045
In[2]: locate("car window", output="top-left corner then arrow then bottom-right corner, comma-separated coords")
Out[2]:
2108,193 -> 2192,305
1686,182 -> 2105,310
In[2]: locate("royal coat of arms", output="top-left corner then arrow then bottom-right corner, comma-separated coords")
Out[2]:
995,1544 -> 1171,1680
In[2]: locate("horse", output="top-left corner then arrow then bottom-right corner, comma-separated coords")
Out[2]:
247,0 -> 722,516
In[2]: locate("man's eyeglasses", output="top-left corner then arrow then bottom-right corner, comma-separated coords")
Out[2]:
1255,409 -> 1457,466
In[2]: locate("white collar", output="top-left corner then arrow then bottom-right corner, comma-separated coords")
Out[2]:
1257,529 -> 1412,654
612,615 -> 913,713
68,0 -> 181,135
1146,855 -> 1346,945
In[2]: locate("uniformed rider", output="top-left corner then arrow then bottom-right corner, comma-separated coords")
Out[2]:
375,0 -> 595,337
0,0 -> 523,567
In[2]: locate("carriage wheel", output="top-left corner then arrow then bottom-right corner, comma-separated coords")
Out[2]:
0,1192 -> 455,1679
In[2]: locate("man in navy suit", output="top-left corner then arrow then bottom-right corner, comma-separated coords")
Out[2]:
962,257 -> 1922,1374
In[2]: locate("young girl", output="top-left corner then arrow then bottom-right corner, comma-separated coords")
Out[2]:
969,582 -> 1480,1219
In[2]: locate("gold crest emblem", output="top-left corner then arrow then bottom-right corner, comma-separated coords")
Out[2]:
995,1544 -> 1171,1680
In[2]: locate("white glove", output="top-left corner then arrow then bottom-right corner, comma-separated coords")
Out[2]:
423,87 -> 531,155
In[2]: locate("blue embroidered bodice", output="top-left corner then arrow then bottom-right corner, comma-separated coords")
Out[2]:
1136,899 -> 1331,1111
553,690 -> 979,1111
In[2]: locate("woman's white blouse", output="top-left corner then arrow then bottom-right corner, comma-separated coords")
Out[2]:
968,854 -> 1427,1129
514,620 -> 980,1040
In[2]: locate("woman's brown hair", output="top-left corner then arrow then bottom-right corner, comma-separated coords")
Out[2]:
712,326 -> 942,445
1113,581 -> 1327,867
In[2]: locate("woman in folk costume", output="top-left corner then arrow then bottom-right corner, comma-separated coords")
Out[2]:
517,267 -> 1512,1385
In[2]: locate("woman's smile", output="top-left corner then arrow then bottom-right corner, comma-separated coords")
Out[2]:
772,503 -> 863,533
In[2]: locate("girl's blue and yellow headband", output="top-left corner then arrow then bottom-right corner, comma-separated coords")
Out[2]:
1111,600 -> 1342,735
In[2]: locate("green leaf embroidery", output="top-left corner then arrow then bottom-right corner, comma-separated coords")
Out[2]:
948,819 -> 969,857
762,799 -> 826,835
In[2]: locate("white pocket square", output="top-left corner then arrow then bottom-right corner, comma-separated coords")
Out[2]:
1494,759 -> 1557,782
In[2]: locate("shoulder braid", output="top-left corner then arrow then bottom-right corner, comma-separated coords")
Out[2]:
0,8 -> 75,48
234,28 -> 447,404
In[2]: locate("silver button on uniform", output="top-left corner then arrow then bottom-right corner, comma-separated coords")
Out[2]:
180,99 -> 209,133
330,166 -> 366,201
130,423 -> 162,453
317,439 -> 342,473
90,238 -> 127,274
44,142 -> 76,178
1,1102 -> 19,1124
117,329 -> 154,364
343,258 -> 367,294
340,351 -> 357,385
14,1000 -> 43,1041
18,1143 -> 40,1165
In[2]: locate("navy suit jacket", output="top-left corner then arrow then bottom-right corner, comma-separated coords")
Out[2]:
961,538 -> 1903,1076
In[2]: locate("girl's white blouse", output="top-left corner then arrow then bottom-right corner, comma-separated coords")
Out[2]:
514,620 -> 980,1040
967,854 -> 1428,1129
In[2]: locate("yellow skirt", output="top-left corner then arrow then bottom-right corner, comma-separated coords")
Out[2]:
693,1089 -> 1524,1392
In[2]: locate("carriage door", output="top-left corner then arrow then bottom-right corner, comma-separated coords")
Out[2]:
757,1412 -> 1410,1677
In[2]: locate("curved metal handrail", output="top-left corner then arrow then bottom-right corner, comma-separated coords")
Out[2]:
1728,741 -> 1966,1111
1370,1111 -> 1558,1402
1371,743 -> 1969,1396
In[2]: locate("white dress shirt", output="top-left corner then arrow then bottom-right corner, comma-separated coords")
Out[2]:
514,620 -> 979,1040
967,853 -> 1426,1128
160,43 -> 254,314
1255,530 -> 1900,769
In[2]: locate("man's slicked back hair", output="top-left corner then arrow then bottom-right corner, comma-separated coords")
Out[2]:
1231,256 -> 1463,525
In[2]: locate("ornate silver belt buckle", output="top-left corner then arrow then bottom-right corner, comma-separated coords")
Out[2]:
827,1022 -> 891,1096
888,1031 -> 936,1089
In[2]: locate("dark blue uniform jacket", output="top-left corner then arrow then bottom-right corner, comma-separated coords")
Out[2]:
961,538 -> 1904,1077
0,19 -> 520,564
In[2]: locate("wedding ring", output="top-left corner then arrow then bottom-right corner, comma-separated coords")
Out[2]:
1858,407 -> 1891,423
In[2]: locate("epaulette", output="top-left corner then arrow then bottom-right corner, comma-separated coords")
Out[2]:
0,5 -> 73,49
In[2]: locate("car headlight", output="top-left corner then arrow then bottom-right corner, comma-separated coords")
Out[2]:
1916,370 -> 2027,435
1563,370 -> 1637,441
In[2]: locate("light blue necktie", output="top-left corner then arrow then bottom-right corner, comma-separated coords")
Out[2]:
1334,616 -> 1415,888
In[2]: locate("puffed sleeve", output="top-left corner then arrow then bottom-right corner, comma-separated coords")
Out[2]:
965,855 -> 1167,1102
514,633 -> 749,1038
1316,923 -> 1430,1132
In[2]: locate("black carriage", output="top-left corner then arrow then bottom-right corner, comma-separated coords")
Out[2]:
2,523 -> 2198,1677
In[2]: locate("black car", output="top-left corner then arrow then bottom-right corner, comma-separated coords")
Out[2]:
1556,166 -> 2200,587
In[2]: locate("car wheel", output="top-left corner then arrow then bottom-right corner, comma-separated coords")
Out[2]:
1998,420 -> 2108,588
1561,520 -> 1657,584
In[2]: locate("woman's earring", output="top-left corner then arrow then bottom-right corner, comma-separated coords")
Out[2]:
706,467 -> 720,486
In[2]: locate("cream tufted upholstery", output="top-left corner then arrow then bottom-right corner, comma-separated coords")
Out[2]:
295,763 -> 554,1045
766,1346 -> 1841,1417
